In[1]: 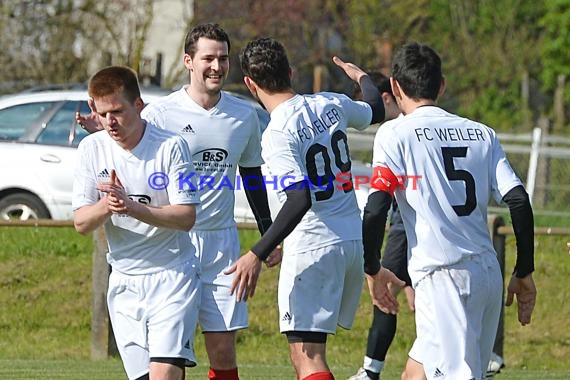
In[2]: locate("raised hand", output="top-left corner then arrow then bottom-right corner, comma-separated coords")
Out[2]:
332,56 -> 368,83
76,98 -> 103,133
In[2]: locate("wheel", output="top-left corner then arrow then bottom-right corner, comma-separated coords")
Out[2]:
0,193 -> 51,220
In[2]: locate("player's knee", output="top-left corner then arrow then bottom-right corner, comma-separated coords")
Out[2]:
204,333 -> 237,368
286,331 -> 328,367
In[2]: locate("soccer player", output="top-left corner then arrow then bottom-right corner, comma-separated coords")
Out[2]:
72,66 -> 201,380
226,37 -> 400,380
351,74 -> 505,380
141,23 -> 280,380
350,73 -> 413,380
364,42 -> 537,379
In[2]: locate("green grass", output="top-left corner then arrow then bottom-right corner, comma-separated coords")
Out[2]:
0,226 -> 569,379
1,359 -> 570,379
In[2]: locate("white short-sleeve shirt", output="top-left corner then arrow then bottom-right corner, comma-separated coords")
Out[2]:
142,87 -> 264,230
72,123 -> 200,275
371,106 -> 522,285
263,92 -> 372,254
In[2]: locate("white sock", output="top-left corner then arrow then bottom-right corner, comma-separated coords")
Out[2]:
363,356 -> 385,373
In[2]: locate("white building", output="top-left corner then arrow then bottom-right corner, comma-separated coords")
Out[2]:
141,0 -> 194,88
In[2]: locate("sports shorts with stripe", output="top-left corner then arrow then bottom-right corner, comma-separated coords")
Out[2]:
278,239 -> 364,334
190,227 -> 248,332
409,253 -> 502,380
107,259 -> 201,380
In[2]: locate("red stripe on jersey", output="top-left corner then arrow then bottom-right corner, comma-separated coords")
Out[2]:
371,165 -> 399,195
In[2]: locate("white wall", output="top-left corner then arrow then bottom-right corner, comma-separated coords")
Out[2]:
143,0 -> 194,87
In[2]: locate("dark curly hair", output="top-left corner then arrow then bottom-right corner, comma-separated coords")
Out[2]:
239,37 -> 291,92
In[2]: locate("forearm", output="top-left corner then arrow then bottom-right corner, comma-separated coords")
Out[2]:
127,202 -> 197,231
251,182 -> 311,260
73,198 -> 111,235
239,166 -> 273,234
503,185 -> 535,277
360,74 -> 385,123
362,190 -> 393,275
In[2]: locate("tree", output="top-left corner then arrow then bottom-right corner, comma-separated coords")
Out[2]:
0,0 -> 154,94
345,0 -> 431,74
540,0 -> 570,131
424,0 -> 546,130
193,0 -> 351,94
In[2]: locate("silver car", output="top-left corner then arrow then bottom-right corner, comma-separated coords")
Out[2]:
0,88 -> 168,220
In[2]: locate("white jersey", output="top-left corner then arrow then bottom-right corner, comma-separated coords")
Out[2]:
72,123 -> 200,275
263,92 -> 372,254
371,106 -> 522,285
142,86 -> 264,230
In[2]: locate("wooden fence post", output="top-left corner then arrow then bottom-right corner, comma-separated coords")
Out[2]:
488,214 -> 506,357
91,227 -> 117,359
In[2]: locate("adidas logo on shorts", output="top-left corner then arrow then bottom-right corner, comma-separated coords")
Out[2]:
281,312 -> 292,322
433,368 -> 444,378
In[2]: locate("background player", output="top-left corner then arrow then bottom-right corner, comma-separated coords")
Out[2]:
364,42 -> 536,379
349,72 -> 411,380
226,37 -> 401,380
72,66 -> 201,380
141,23 -> 280,380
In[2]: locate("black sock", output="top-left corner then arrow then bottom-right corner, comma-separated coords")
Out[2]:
366,305 -> 397,360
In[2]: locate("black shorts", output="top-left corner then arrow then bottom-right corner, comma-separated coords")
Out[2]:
381,224 -> 412,287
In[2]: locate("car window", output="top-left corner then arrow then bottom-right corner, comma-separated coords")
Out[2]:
0,102 -> 55,141
73,101 -> 91,146
37,100 -> 90,146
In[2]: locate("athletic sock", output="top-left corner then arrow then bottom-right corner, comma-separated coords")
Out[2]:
302,371 -> 335,380
363,356 -> 384,380
363,356 -> 384,371
207,367 -> 239,380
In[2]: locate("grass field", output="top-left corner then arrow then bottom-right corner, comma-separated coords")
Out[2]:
1,359 -> 570,379
0,226 -> 569,379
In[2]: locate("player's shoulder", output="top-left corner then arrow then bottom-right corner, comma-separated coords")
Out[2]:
383,113 -> 406,128
145,120 -> 181,141
298,92 -> 358,118
452,111 -> 499,140
375,114 -> 405,138
146,123 -> 191,155
310,91 -> 352,104
220,91 -> 258,120
220,91 -> 258,113
142,88 -> 184,115
77,129 -> 109,149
